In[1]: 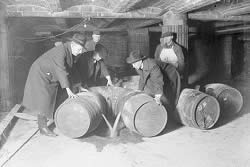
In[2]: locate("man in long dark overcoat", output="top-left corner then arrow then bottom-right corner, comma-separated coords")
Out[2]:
22,33 -> 88,137
76,44 -> 113,88
126,50 -> 164,105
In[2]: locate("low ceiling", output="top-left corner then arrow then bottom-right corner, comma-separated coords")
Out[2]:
1,0 -> 250,36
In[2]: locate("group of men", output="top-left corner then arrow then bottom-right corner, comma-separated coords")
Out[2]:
22,31 -> 184,137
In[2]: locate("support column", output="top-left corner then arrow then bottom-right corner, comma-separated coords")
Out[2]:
221,35 -> 232,80
242,40 -> 250,80
162,11 -> 188,49
0,5 -> 13,112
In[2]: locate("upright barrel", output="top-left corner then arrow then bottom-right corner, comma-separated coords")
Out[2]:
205,83 -> 243,115
176,89 -> 220,129
55,92 -> 107,138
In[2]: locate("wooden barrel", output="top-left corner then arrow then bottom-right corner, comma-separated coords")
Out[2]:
89,86 -> 132,116
176,89 -> 220,129
89,86 -> 168,137
118,91 -> 168,137
205,83 -> 243,115
54,92 -> 107,138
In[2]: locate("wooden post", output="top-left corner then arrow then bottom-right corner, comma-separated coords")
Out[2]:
0,5 -> 13,112
241,39 -> 250,80
162,11 -> 188,49
221,35 -> 232,80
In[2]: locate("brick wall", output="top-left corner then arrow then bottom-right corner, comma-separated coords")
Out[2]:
100,32 -> 128,67
128,29 -> 149,57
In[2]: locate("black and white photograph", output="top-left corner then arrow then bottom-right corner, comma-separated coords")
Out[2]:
0,0 -> 249,166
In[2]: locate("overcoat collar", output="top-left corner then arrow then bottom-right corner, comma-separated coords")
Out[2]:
63,42 -> 73,68
138,59 -> 151,88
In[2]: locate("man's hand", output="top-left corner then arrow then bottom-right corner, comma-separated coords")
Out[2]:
79,86 -> 88,92
66,88 -> 78,98
154,94 -> 162,105
106,76 -> 113,86
107,80 -> 113,86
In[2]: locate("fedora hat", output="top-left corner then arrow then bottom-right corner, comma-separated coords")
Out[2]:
161,32 -> 174,38
68,33 -> 87,47
126,50 -> 146,64
93,31 -> 101,35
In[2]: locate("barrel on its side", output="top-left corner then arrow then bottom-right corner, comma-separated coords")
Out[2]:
118,92 -> 168,137
89,86 -> 133,116
176,89 -> 220,130
89,86 -> 168,137
55,92 -> 107,138
205,83 -> 243,115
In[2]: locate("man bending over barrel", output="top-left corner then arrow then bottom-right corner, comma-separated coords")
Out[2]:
126,50 -> 166,105
22,33 -> 88,137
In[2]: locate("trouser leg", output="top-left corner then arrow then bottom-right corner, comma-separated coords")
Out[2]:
37,114 -> 57,137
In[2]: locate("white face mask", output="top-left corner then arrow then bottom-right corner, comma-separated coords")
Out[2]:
71,42 -> 83,56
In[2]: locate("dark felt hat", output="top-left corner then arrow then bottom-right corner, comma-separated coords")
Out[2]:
126,50 -> 146,64
93,31 -> 101,35
68,33 -> 87,47
161,32 -> 174,38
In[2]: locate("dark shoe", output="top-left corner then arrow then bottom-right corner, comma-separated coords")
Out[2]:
39,127 -> 57,137
38,114 -> 57,137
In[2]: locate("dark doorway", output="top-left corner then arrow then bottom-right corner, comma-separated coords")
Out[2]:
149,31 -> 161,58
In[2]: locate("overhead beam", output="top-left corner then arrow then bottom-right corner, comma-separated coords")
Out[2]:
189,1 -> 250,21
216,24 -> 250,34
112,0 -> 141,13
129,19 -> 161,29
223,1 -> 250,16
6,0 -> 62,12
7,11 -> 160,19
148,26 -> 161,32
98,18 -> 117,28
213,21 -> 244,28
159,0 -> 220,15
112,0 -> 154,13
189,11 -> 250,21
0,0 -> 14,6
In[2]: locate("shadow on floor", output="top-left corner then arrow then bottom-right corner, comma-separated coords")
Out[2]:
158,118 -> 182,136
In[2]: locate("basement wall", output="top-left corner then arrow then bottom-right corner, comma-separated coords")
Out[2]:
3,19 -> 151,108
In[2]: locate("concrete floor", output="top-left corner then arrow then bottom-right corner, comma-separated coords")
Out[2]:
1,79 -> 250,167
